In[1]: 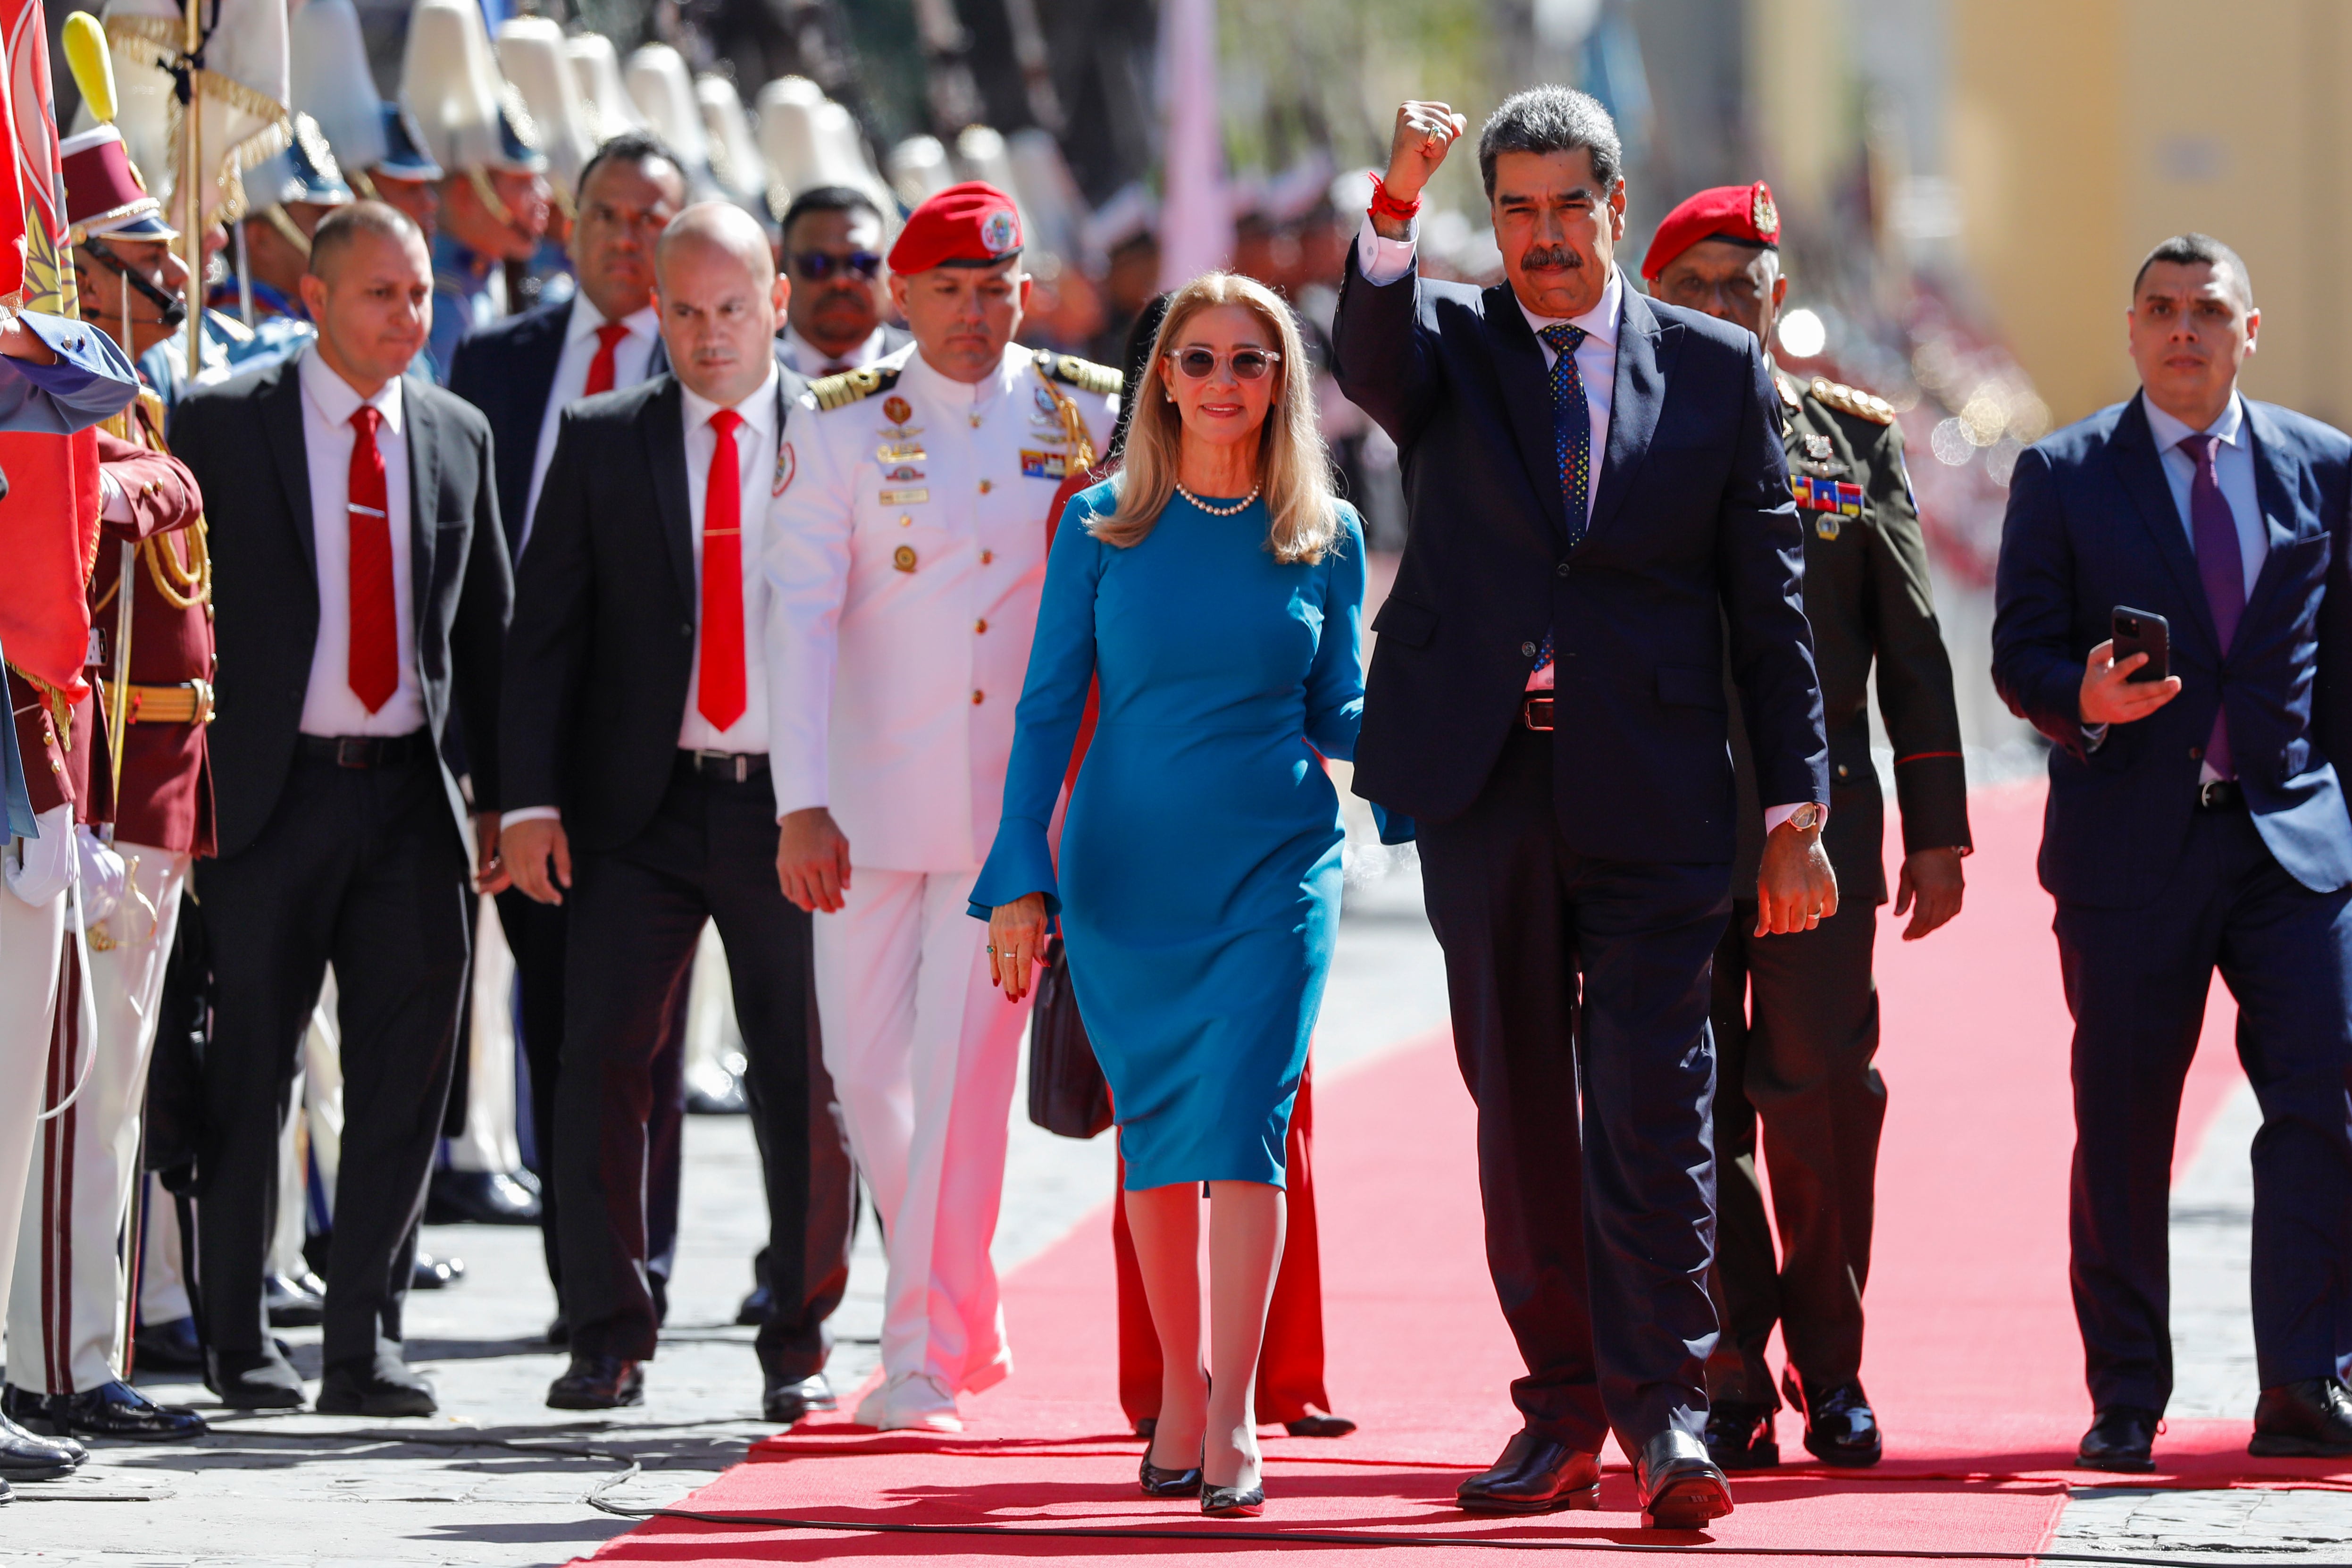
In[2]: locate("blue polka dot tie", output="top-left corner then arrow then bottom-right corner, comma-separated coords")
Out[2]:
1534,321 -> 1591,673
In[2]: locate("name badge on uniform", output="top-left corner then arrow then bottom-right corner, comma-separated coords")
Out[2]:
1020,449 -> 1068,481
881,487 -> 929,505
876,442 -> 928,464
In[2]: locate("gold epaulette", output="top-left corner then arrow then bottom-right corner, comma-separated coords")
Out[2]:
808,364 -> 902,412
1773,370 -> 1802,411
1037,350 -> 1122,398
1809,377 -> 1896,425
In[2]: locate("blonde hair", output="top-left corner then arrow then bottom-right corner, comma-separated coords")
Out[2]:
1091,272 -> 1340,564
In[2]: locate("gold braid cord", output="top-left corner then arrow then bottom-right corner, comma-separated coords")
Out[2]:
7,662 -> 73,751
91,395 -> 213,616
1033,364 -> 1098,471
103,19 -> 292,226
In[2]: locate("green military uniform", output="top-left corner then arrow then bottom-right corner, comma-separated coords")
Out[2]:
1709,369 -> 1973,1430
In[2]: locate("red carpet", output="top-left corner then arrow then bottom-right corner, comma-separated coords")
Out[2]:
590,780 -> 2342,1566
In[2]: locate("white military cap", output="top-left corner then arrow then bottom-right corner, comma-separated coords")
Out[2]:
291,0 -> 387,173
623,45 -> 709,174
566,34 -> 643,147
498,17 -> 596,203
403,0 -> 544,176
887,135 -> 954,209
695,75 -> 768,207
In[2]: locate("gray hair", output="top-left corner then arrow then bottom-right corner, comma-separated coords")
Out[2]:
2134,232 -> 2254,310
1477,87 -> 1623,201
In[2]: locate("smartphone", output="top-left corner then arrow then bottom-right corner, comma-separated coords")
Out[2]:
2111,607 -> 2170,684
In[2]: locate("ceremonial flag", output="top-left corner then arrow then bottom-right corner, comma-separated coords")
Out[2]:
0,0 -> 100,701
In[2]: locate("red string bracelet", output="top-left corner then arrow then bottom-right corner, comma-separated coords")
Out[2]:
1367,175 -> 1421,224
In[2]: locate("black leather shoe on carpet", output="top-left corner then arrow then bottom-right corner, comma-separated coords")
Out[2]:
134,1313 -> 205,1372
2076,1405 -> 2159,1472
763,1372 -> 836,1425
2251,1378 -> 2352,1458
1635,1429 -> 1734,1530
1456,1429 -> 1601,1513
263,1272 -> 326,1328
0,1407 -> 84,1479
1704,1399 -> 1778,1470
1783,1372 -> 1882,1467
735,1283 -> 774,1327
316,1355 -> 437,1417
25,1380 -> 207,1441
424,1167 -> 543,1226
206,1350 -> 306,1410
1284,1412 -> 1358,1438
547,1354 -> 643,1410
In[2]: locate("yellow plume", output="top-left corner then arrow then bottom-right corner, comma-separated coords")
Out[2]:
63,12 -> 116,126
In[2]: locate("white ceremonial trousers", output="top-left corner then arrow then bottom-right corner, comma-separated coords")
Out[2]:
768,339 -> 1115,1392
8,847 -> 186,1393
0,864 -> 75,1358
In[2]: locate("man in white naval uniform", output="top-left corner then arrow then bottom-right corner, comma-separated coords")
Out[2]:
767,182 -> 1118,1432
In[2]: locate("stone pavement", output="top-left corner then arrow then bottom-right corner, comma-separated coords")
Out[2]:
8,812 -> 2350,1562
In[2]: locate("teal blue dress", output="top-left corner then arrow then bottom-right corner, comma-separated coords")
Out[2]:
970,483 -> 1366,1190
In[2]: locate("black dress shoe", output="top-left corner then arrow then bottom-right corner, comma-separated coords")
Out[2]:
134,1314 -> 205,1372
1636,1429 -> 1734,1530
206,1349 -> 306,1410
317,1355 -> 436,1417
1456,1429 -> 1602,1513
1705,1400 -> 1778,1470
736,1283 -> 774,1327
30,1380 -> 207,1441
2251,1378 -> 2352,1457
763,1372 -> 836,1424
1140,1443 -> 1204,1498
1782,1372 -> 1881,1467
264,1272 -> 326,1328
0,1408 -> 83,1479
411,1252 -> 464,1290
1202,1482 -> 1264,1517
547,1354 -> 643,1410
2077,1405 -> 2159,1473
1284,1412 -> 1358,1438
424,1167 -> 543,1226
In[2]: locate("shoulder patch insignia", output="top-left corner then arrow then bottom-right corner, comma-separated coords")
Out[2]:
1039,350 -> 1122,398
1808,377 -> 1896,426
810,364 -> 903,412
1773,370 -> 1802,411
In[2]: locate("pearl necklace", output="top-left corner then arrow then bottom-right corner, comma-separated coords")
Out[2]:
1174,482 -> 1261,516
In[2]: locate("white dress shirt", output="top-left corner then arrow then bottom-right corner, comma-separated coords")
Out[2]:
778,323 -> 887,378
295,344 -> 423,737
1354,215 -> 1814,836
520,295 -> 661,551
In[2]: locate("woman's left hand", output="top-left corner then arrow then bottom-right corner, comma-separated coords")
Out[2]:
988,893 -> 1051,1001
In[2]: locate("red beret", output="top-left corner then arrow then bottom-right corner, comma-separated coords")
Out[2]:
887,181 -> 1023,275
1640,181 -> 1779,282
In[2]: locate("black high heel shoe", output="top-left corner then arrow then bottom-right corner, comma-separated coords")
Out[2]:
1139,1444 -> 1204,1498
1202,1480 -> 1265,1518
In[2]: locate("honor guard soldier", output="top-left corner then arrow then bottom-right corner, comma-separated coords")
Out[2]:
1642,182 -> 1973,1473
293,0 -> 445,242
3,125 -> 212,1447
218,113 -> 354,329
769,181 -> 1118,1432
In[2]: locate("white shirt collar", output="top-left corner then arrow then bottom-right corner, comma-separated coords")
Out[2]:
679,362 -> 782,442
298,340 -> 404,436
2144,390 -> 2244,454
782,322 -> 885,371
1518,265 -> 1622,351
568,291 -> 659,347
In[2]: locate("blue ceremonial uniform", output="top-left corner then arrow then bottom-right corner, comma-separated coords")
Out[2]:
2,310 -> 142,432
139,308 -> 312,422
429,235 -> 501,386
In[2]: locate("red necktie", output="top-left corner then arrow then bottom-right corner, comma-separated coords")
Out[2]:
698,409 -> 746,731
346,405 -> 399,714
583,321 -> 630,397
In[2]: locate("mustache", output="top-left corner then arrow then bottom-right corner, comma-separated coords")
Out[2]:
1519,244 -> 1584,271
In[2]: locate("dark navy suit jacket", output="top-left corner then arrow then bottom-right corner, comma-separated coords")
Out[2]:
1992,391 -> 2352,907
1331,258 -> 1828,865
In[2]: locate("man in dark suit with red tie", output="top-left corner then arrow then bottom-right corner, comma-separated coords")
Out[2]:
496,203 -> 826,1422
1332,88 -> 1833,1530
1994,233 -> 2352,1472
169,202 -> 510,1416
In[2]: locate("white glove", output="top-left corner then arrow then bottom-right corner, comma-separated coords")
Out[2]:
5,802 -> 76,906
72,824 -> 125,929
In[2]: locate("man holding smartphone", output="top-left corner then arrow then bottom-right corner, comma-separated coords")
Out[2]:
1993,233 -> 2352,1472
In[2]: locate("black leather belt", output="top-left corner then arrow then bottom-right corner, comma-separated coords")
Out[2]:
1522,695 -> 1555,732
2196,778 -> 2245,811
299,731 -> 430,768
678,748 -> 770,784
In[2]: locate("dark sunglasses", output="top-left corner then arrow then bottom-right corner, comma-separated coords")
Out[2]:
792,250 -> 882,281
1167,346 -> 1281,381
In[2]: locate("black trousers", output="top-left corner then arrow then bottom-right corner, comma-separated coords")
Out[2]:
501,889 -> 691,1316
1419,726 -> 1731,1451
1706,898 -> 1884,1405
556,757 -> 818,1375
192,749 -> 470,1369
748,1015 -> 860,1351
2057,806 -> 2352,1412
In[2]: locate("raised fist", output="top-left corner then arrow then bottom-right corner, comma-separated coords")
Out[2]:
1383,100 -> 1469,206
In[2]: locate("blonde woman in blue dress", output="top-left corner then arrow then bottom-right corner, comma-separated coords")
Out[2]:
971,273 -> 1365,1518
